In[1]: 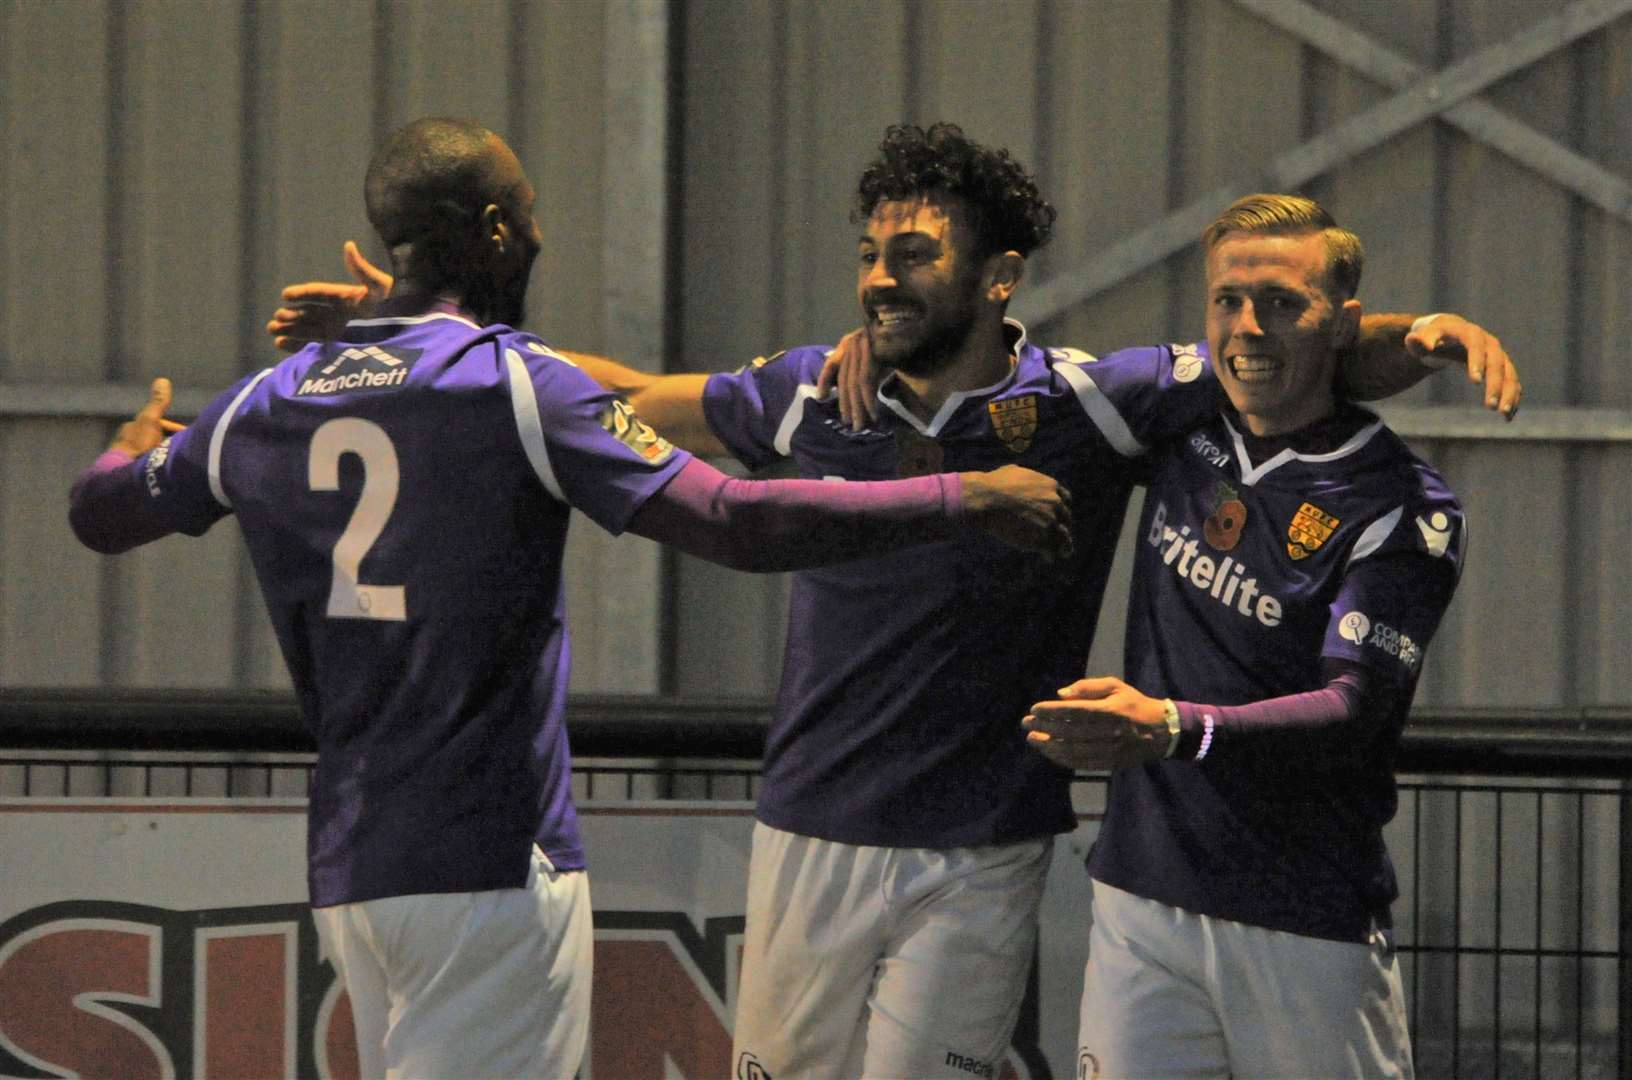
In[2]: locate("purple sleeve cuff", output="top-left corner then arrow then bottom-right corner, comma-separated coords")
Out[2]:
68,447 -> 174,554
629,457 -> 964,572
1171,669 -> 1371,760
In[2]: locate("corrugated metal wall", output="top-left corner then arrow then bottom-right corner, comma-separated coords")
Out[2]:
2,0 -> 1628,711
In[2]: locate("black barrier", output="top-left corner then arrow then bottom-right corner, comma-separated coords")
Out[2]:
3,688 -> 1631,1078
4,688 -> 1632,776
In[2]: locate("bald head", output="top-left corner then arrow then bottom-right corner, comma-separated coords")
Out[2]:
365,117 -> 512,247
362,117 -> 542,326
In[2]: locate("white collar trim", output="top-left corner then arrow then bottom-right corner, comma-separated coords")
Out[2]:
1226,409 -> 1385,486
874,318 -> 1029,436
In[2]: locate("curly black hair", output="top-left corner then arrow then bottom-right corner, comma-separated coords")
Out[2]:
852,122 -> 1055,258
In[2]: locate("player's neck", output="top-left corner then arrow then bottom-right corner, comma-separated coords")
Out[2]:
889,321 -> 1014,422
377,284 -> 478,323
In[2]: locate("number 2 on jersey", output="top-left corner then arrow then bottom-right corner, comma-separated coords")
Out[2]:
308,418 -> 406,621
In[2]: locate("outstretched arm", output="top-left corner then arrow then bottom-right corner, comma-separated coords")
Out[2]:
626,458 -> 1074,571
1020,660 -> 1394,773
559,353 -> 726,457
1345,312 -> 1521,418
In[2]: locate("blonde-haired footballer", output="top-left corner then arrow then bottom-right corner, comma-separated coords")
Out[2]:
1027,194 -> 1480,1078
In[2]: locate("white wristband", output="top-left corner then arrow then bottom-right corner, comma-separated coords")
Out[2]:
1411,314 -> 1456,369
1161,699 -> 1181,758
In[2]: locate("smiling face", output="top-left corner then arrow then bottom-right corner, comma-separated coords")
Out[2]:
857,195 -> 987,377
1205,230 -> 1361,436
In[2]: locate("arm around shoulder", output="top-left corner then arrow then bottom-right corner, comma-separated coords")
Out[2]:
561,351 -> 727,457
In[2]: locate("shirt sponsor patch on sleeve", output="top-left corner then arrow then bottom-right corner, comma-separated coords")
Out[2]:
599,397 -> 677,464
1169,342 -> 1205,383
1340,609 -> 1422,672
144,437 -> 173,497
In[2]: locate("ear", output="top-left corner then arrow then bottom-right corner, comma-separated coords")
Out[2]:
1334,298 -> 1362,349
480,203 -> 509,252
984,251 -> 1026,305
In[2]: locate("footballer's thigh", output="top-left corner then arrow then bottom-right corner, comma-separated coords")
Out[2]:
733,823 -> 891,1078
331,846 -> 593,1079
1211,917 -> 1413,1079
1076,880 -> 1229,1080
314,903 -> 390,1080
859,836 -> 1052,1080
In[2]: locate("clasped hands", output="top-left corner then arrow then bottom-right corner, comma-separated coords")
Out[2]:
1022,676 -> 1171,773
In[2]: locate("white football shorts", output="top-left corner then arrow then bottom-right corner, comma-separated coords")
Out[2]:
1077,878 -> 1413,1079
313,845 -> 593,1079
732,821 -> 1052,1079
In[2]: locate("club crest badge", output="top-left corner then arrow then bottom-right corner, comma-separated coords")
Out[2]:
894,429 -> 945,477
1202,481 -> 1247,550
988,395 -> 1039,453
1287,501 -> 1340,560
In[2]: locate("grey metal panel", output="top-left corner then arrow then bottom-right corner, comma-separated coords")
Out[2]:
1577,17 -> 1632,407
671,0 -> 790,697
120,0 -> 245,387
1040,0 -> 1178,353
1417,441 -> 1574,708
1307,0 -> 1439,411
1573,448 -> 1632,703
1,422 -> 107,686
0,0 -> 110,384
565,0 -> 671,694
382,0 -> 513,130
783,1 -> 912,344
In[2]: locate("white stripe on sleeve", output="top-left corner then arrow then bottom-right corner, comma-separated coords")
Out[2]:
207,369 -> 273,509
1053,360 -> 1145,457
505,347 -> 567,502
1345,505 -> 1405,567
773,385 -> 822,457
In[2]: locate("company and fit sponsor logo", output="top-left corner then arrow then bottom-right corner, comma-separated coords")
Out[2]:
1188,430 -> 1230,469
144,438 -> 172,497
1416,511 -> 1455,557
946,1050 -> 996,1077
737,1051 -> 772,1079
1338,610 -> 1422,671
297,345 -> 415,397
1148,500 -> 1282,628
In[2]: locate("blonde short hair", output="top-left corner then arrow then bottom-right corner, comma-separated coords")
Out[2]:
1202,193 -> 1364,301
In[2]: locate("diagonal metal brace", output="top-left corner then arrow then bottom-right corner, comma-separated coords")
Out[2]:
1015,0 -> 1632,327
1235,0 -> 1632,226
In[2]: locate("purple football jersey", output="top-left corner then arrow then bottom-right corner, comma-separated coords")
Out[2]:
126,309 -> 689,906
1090,405 -> 1465,941
701,324 -> 1220,848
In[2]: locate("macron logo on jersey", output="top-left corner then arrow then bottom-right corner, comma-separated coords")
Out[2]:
1148,500 -> 1283,628
296,344 -> 417,397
